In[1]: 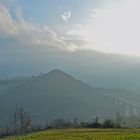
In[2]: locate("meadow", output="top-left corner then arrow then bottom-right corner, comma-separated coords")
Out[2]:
2,129 -> 140,140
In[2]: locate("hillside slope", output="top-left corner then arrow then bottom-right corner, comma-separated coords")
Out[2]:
0,70 -> 136,124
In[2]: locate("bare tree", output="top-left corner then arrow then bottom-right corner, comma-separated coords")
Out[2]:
18,106 -> 32,133
5,105 -> 32,135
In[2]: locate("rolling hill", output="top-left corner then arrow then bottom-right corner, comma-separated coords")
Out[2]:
0,69 -> 139,125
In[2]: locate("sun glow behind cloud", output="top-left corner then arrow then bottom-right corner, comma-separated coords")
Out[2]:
67,0 -> 140,56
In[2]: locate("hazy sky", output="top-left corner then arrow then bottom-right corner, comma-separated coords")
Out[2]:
0,0 -> 140,56
1,0 -> 140,78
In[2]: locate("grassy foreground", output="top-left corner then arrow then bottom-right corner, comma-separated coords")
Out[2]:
2,129 -> 140,140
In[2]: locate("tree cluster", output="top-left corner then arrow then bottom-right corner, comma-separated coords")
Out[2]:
87,117 -> 121,128
0,106 -> 123,138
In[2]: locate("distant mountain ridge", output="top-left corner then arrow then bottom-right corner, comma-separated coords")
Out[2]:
0,69 -> 139,125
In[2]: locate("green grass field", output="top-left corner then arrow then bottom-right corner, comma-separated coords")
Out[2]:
2,129 -> 140,140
